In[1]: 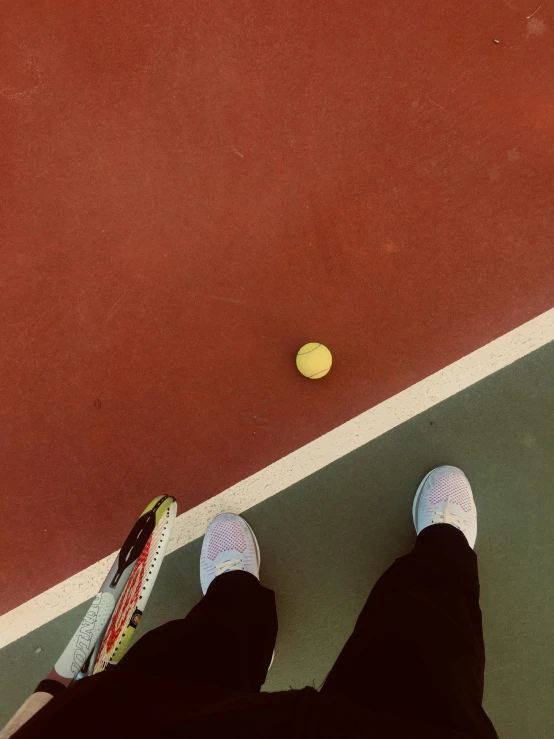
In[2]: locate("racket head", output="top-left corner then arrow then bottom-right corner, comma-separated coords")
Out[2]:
2,495 -> 177,737
49,495 -> 175,686
91,496 -> 177,673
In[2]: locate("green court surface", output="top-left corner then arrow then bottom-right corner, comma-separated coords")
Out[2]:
2,340 -> 553,738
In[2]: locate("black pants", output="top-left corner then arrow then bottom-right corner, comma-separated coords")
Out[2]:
120,525 -> 498,738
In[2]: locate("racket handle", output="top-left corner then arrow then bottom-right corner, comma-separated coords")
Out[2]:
0,692 -> 52,738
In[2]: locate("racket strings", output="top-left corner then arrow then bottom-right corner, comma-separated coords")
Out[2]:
93,510 -> 172,672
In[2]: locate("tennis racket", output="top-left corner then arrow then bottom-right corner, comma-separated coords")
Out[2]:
86,494 -> 176,673
0,495 -> 177,738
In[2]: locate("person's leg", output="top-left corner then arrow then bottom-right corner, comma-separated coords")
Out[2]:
322,466 -> 498,739
120,513 -> 277,693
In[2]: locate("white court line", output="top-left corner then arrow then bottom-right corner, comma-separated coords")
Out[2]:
1,307 -> 553,649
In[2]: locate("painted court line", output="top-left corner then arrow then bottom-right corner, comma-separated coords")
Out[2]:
1,307 -> 553,648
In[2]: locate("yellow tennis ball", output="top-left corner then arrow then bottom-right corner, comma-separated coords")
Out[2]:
296,343 -> 332,379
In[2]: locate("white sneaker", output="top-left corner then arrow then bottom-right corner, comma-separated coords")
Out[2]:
200,512 -> 261,595
412,466 -> 477,548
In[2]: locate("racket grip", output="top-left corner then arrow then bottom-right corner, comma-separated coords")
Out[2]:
0,692 -> 53,738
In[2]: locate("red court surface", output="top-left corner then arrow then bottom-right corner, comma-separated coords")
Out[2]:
1,0 -> 553,614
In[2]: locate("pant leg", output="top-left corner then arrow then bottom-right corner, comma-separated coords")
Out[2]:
119,570 -> 277,692
322,525 -> 498,739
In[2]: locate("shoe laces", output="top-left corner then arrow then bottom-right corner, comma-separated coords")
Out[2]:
214,557 -> 244,576
430,501 -> 467,532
